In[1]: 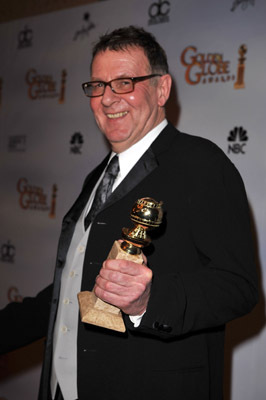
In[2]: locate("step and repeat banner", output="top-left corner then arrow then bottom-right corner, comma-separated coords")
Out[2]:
0,0 -> 265,398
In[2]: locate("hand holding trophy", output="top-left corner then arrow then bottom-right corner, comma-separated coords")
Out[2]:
77,197 -> 163,332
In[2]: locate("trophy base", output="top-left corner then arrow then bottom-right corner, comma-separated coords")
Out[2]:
78,290 -> 126,332
78,240 -> 143,333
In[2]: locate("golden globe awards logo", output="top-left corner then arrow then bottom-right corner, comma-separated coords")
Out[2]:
180,45 -> 247,88
25,68 -> 67,102
8,286 -> 23,302
17,178 -> 57,218
180,46 -> 234,85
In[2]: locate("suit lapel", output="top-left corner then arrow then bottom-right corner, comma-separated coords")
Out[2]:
103,146 -> 158,209
63,153 -> 111,225
102,122 -> 178,211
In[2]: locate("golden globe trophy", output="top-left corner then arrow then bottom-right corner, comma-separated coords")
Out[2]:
78,197 -> 163,332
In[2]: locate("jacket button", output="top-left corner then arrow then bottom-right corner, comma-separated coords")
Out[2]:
160,324 -> 172,332
152,321 -> 159,329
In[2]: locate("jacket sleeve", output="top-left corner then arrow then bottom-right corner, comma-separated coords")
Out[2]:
0,284 -> 53,354
131,151 -> 259,338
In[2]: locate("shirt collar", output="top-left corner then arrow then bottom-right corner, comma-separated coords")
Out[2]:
110,119 -> 167,190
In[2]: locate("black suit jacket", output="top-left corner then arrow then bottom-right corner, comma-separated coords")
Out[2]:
1,123 -> 258,400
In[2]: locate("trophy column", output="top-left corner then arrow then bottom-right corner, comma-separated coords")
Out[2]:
77,197 -> 163,332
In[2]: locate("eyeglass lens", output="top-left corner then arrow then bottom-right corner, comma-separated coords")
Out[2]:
85,78 -> 133,97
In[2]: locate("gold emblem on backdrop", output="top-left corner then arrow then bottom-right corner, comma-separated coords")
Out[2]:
180,44 -> 248,89
59,69 -> 67,103
49,184 -> 58,219
234,45 -> 247,89
16,178 -> 58,217
180,46 -> 234,85
25,69 -> 67,103
8,286 -> 23,303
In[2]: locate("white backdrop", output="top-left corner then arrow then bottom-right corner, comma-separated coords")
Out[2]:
0,0 -> 265,399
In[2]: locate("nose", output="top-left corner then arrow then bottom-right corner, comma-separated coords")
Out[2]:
101,84 -> 120,106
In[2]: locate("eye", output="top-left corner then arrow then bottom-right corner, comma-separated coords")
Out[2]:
91,81 -> 104,88
120,79 -> 131,86
115,79 -> 132,90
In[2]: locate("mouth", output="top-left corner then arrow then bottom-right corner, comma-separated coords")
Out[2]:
106,111 -> 128,119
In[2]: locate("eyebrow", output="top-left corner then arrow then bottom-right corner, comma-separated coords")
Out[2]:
90,73 -> 137,81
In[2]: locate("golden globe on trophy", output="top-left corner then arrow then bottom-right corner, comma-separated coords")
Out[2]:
77,197 -> 163,332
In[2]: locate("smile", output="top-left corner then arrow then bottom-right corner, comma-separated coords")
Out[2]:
107,111 -> 128,119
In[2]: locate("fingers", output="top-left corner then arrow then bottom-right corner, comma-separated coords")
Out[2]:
94,279 -> 150,315
97,269 -> 134,287
95,275 -> 145,297
94,257 -> 153,315
103,258 -> 151,278
94,284 -> 144,312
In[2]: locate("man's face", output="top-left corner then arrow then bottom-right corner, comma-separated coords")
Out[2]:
90,47 -> 169,153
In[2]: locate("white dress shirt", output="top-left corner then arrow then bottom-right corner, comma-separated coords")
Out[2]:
51,119 -> 167,400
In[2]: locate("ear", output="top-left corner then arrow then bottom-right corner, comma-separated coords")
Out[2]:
157,74 -> 172,107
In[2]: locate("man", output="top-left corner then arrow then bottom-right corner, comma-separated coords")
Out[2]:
0,26 -> 258,400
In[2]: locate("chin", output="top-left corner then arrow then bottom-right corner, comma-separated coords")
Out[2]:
105,130 -> 130,144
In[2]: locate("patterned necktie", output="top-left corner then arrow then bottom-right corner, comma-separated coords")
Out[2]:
84,155 -> 120,230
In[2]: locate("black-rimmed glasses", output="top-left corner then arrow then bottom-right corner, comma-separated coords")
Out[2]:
82,74 -> 162,97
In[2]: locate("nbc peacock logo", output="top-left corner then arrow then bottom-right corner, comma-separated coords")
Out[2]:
227,126 -> 248,154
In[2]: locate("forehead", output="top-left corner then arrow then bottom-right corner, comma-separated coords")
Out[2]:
91,47 -> 151,79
